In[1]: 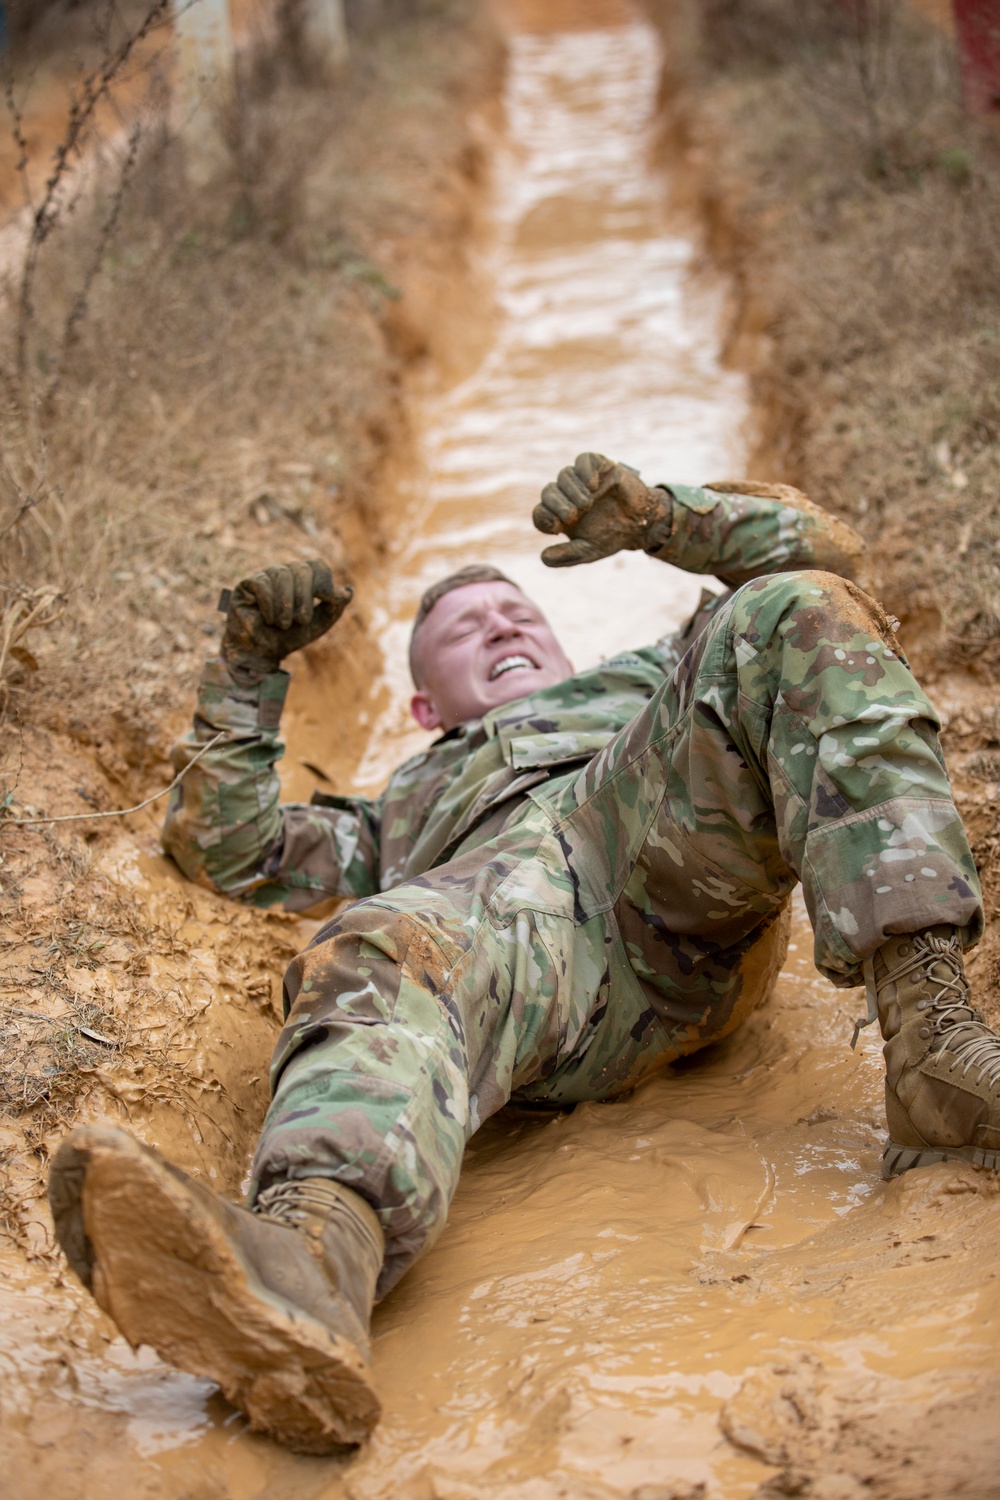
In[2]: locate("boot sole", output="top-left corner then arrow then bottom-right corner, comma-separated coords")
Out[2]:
883,1137 -> 1000,1179
48,1125 -> 380,1453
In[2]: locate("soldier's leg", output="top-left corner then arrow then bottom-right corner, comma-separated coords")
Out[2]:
547,568 -> 981,993
544,569 -> 992,1174
249,822 -> 663,1297
48,809 -> 647,1450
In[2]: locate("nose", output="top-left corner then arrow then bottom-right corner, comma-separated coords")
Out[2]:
485,611 -> 522,643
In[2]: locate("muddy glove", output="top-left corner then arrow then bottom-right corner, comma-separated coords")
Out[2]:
220,559 -> 352,684
532,452 -> 671,567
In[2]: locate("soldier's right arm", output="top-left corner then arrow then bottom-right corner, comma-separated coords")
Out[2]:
161,559 -> 380,912
161,662 -> 381,910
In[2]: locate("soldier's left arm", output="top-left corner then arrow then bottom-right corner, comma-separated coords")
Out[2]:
534,453 -> 868,590
646,479 -> 869,590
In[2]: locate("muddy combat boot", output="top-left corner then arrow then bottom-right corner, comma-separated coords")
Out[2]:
47,1125 -> 383,1453
853,927 -> 1000,1178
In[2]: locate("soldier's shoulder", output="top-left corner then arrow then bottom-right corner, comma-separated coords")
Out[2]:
386,727 -> 476,789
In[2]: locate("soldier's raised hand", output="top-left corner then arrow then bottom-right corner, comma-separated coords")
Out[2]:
221,559 -> 352,680
532,453 -> 669,567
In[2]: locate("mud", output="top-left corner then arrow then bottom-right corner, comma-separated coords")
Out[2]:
3,2 -> 1000,1498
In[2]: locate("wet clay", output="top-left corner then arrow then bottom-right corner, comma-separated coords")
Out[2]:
4,3 -> 1000,1498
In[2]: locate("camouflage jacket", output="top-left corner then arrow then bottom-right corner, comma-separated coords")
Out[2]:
162,482 -> 865,911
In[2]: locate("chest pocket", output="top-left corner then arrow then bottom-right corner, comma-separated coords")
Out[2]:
502,730 -> 617,771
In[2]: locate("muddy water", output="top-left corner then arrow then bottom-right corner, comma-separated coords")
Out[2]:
353,0 -> 746,792
313,3 -> 1000,1496
7,3 -> 1000,1498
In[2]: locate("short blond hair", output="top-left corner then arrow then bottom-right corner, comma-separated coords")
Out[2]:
408,565 -> 519,684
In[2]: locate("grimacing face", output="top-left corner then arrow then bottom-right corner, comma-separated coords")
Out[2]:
409,581 -> 575,732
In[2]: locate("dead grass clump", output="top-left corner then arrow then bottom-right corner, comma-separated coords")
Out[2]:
0,585 -> 63,727
0,997 -> 128,1115
0,1145 -> 28,1245
968,750 -> 1000,785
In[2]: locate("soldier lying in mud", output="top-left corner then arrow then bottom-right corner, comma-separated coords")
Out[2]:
48,454 -> 999,1454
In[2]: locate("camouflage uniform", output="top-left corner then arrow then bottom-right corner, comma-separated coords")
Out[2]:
163,486 -> 983,1294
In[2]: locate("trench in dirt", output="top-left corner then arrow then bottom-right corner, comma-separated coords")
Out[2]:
6,2 -> 1000,1497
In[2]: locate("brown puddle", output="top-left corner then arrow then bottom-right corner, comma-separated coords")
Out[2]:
5,2 -> 1000,1497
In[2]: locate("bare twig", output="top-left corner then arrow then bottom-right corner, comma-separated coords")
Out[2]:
851,0 -> 895,175
2,731 -> 225,827
0,429 -> 57,544
0,586 -> 63,683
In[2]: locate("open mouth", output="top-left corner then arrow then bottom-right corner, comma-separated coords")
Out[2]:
488,654 -> 537,682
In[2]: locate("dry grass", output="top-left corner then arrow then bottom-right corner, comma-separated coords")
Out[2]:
650,0 -> 1000,675
0,1145 -> 28,1247
0,998 -> 127,1112
1,846 -> 172,1126
0,0 -> 500,766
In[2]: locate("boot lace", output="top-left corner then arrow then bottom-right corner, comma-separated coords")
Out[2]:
253,1177 -> 355,1228
853,932 -> 1000,1092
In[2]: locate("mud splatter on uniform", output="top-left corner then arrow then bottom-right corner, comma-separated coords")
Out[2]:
163,486 -> 982,1293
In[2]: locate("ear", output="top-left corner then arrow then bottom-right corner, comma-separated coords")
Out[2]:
410,691 -> 443,731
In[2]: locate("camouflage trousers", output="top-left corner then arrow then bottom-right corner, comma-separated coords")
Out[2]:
250,572 -> 982,1294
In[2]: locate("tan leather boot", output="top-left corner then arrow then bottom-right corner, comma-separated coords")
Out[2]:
48,1125 -> 383,1453
855,927 -> 1000,1178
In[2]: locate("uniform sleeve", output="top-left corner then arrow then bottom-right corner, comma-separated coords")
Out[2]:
647,480 -> 869,591
161,660 -> 381,911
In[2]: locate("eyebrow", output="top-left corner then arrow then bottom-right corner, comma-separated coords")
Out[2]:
443,596 -> 539,630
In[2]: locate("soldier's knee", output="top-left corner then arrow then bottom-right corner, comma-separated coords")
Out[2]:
281,885 -> 484,1033
739,567 -> 858,608
730,569 -> 890,649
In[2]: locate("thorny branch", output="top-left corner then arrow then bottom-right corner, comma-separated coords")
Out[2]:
50,121 -> 144,399
1,67 -> 32,217
0,0 -> 183,551
2,0 -> 174,388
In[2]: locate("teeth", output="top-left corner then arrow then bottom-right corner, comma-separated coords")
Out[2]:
489,655 -> 534,681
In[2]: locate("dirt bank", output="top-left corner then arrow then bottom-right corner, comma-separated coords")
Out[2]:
639,1 -> 1000,1492
0,4 -> 502,1491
